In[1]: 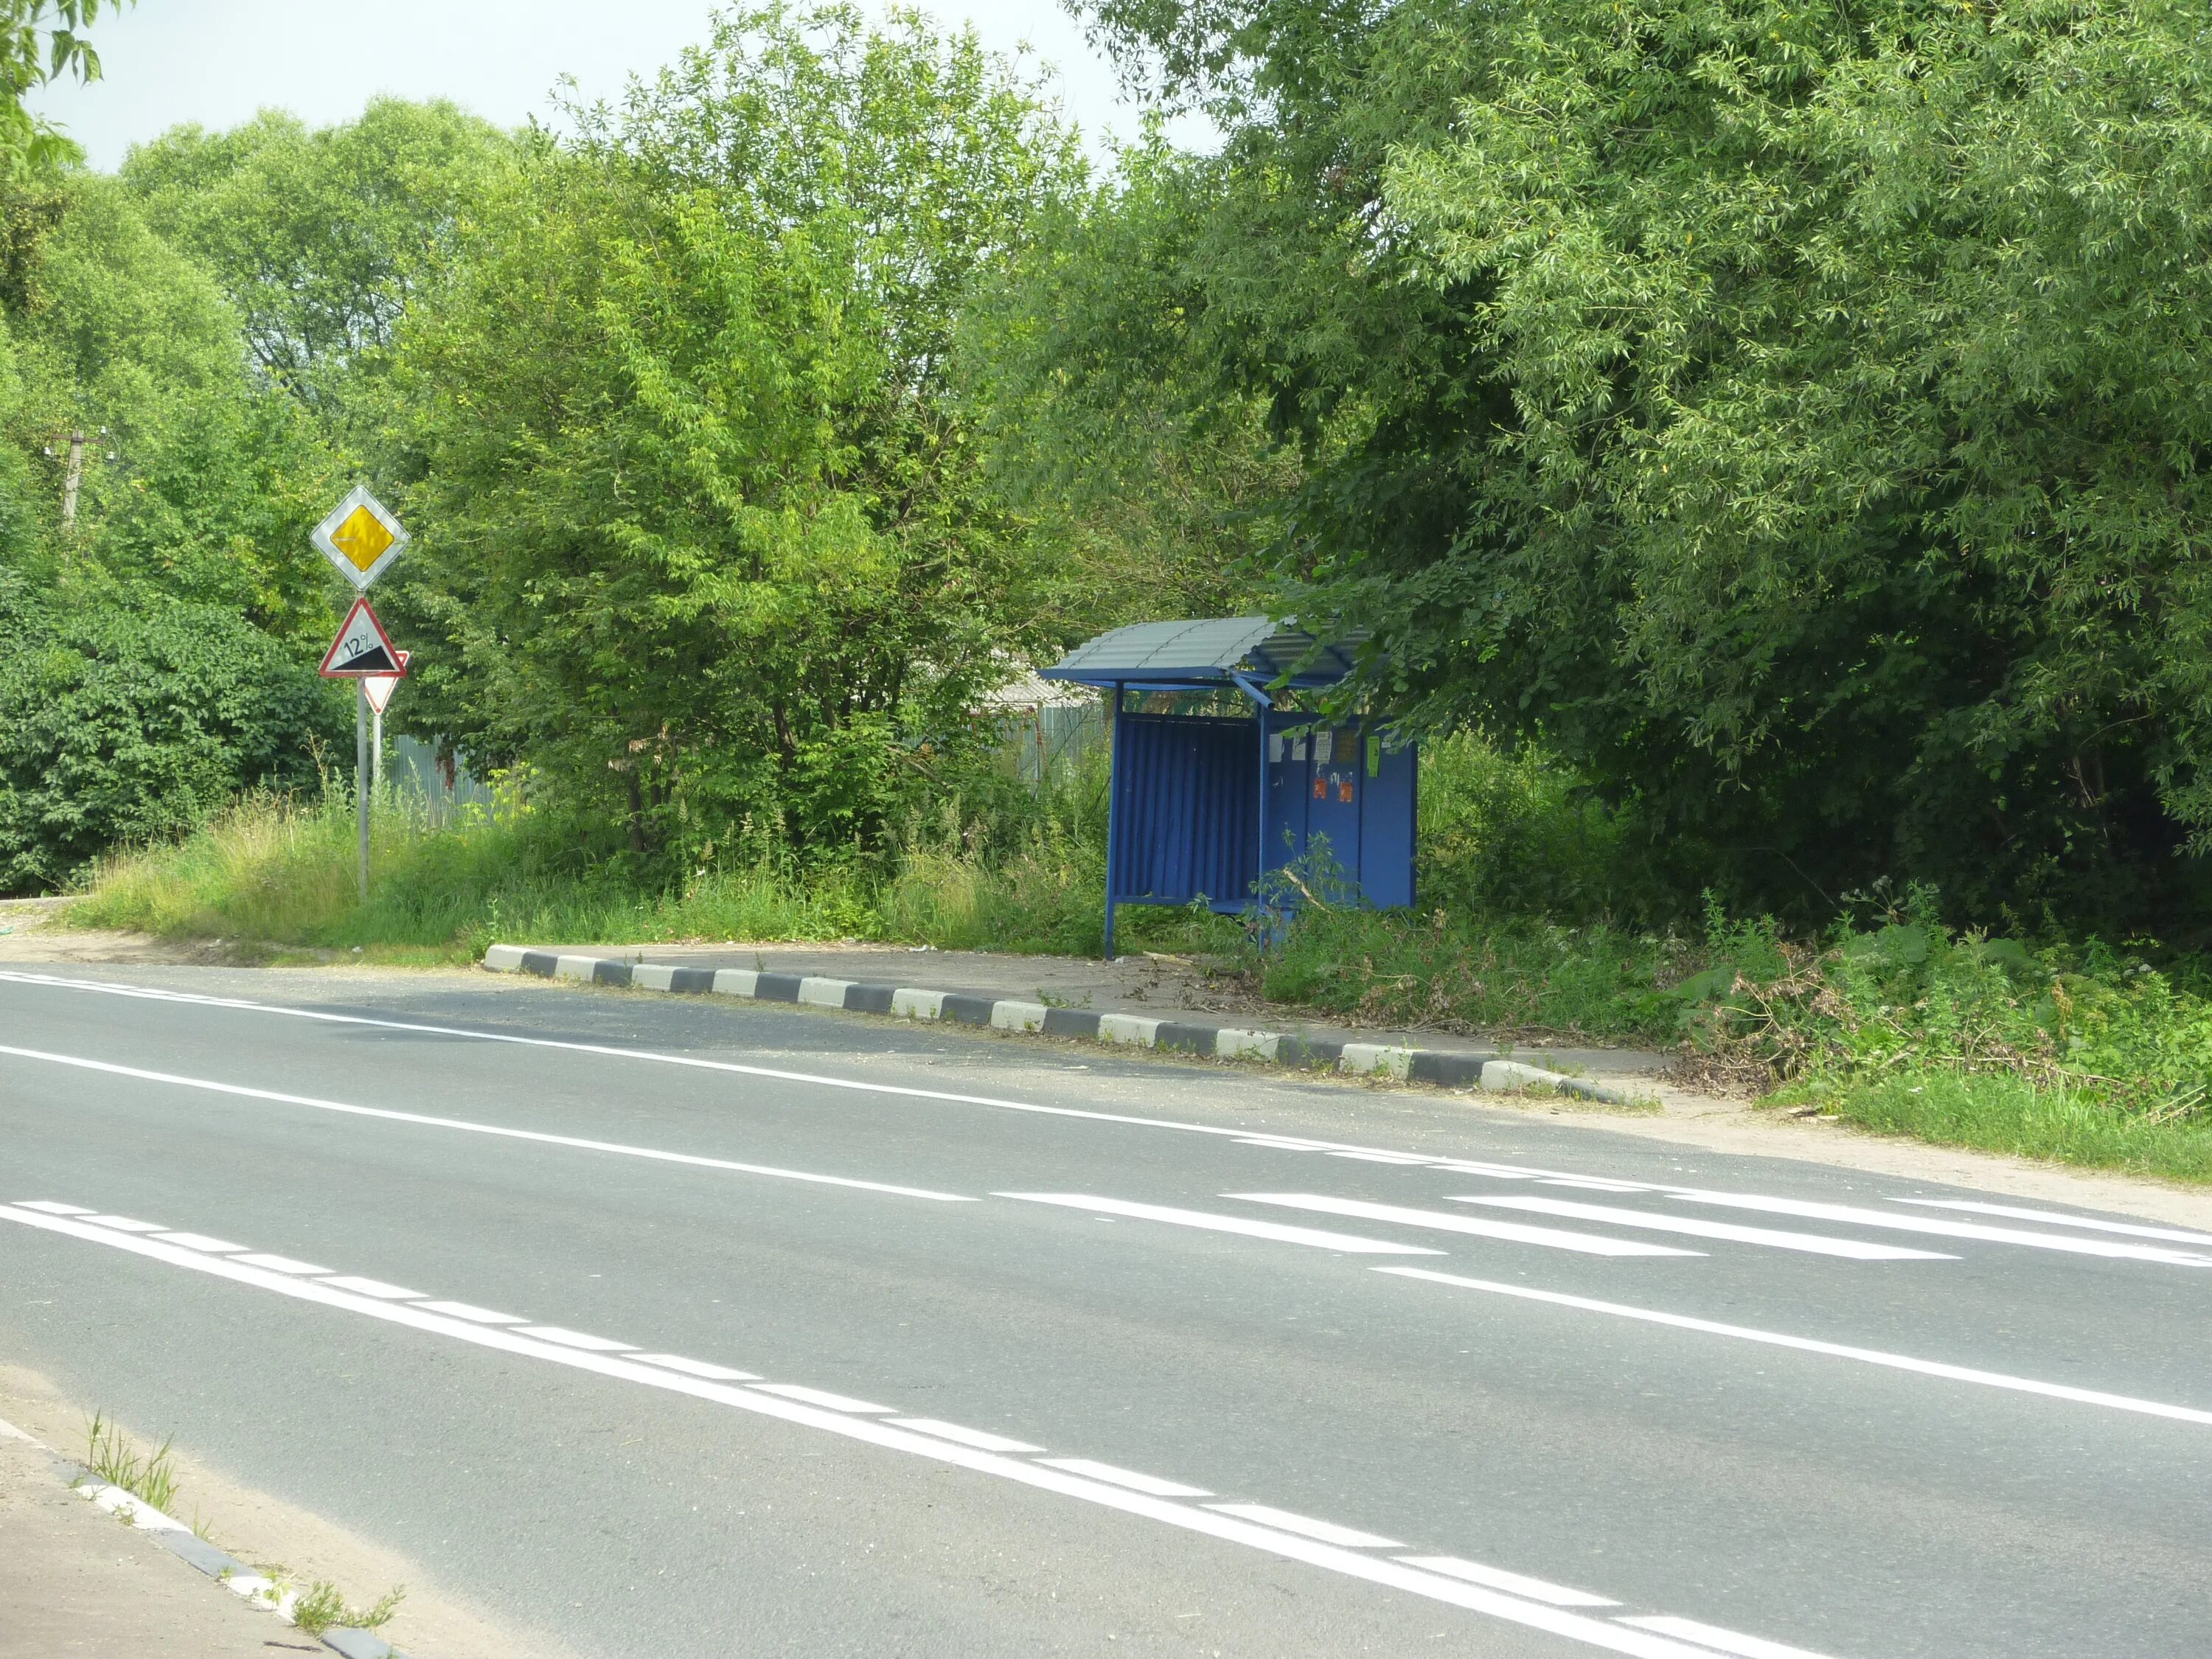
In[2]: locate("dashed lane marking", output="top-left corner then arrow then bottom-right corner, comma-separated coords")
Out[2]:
1378,1266 -> 2212,1427
1,1197 -> 1832,1659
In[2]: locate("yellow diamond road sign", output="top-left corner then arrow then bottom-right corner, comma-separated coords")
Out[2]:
313,484 -> 408,591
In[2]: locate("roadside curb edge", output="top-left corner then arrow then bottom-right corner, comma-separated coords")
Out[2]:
479,944 -> 1645,1106
0,1415 -> 409,1659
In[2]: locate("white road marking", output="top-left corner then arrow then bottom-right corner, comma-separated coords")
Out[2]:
1430,1162 -> 1542,1180
0,1200 -> 1802,1659
13,1200 -> 92,1214
1537,1179 -> 1652,1194
1380,1267 -> 2212,1427
1617,1613 -> 1840,1659
634,1354 -> 759,1381
417,1300 -> 525,1324
1396,1557 -> 1618,1608
752,1383 -> 891,1413
232,1253 -> 332,1275
0,972 -> 1606,1180
1205,1503 -> 1401,1548
1037,1459 -> 1213,1498
1326,1150 -> 1432,1165
1455,1197 -> 1955,1262
81,1215 -> 164,1232
1228,1194 -> 1699,1259
887,1418 -> 1044,1454
514,1325 -> 635,1352
1668,1190 -> 2212,1265
149,1231 -> 244,1253
0,1042 -> 972,1204
317,1275 -> 425,1299
997,1194 -> 1444,1255
1904,1200 -> 2212,1248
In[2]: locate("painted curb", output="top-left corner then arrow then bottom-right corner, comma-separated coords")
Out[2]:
0,1415 -> 408,1659
480,943 -> 1648,1106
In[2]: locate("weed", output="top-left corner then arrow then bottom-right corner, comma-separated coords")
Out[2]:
291,1580 -> 406,1637
84,1411 -> 179,1515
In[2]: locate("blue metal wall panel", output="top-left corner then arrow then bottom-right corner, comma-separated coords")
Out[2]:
1108,713 -> 1260,908
1358,736 -> 1418,908
1108,706 -> 1416,922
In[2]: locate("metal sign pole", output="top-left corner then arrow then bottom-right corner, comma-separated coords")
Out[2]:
356,680 -> 371,902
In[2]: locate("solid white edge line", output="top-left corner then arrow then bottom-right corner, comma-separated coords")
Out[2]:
751,1383 -> 891,1413
1034,1458 -> 1212,1498
231,1253 -> 333,1275
0,1042 -> 974,1204
13,1200 -> 94,1214
512,1326 -> 636,1352
886,1418 -> 1044,1454
1377,1266 -> 2212,1427
1904,1199 -> 2212,1248
1203,1503 -> 1402,1548
1228,1194 -> 1700,1259
634,1354 -> 759,1381
996,1193 -> 1445,1256
1616,1613 -> 1843,1659
0,970 -> 1608,1180
1394,1556 -> 1618,1609
0,1202 -> 1731,1659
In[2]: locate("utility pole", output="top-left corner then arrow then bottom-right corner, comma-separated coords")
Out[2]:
58,432 -> 84,528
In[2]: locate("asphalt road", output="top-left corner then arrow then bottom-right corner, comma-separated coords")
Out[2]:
3,963 -> 2208,1659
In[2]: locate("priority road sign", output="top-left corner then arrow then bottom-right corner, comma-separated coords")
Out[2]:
363,649 -> 411,716
313,484 -> 409,591
319,597 -> 407,678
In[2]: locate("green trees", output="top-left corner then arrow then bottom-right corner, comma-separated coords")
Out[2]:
122,99 -> 512,418
0,1 -> 129,177
0,569 -> 339,891
379,5 -> 1086,859
1016,0 -> 2212,926
0,173 -> 349,891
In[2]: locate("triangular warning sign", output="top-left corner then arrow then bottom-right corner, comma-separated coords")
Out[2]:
320,597 -> 408,678
364,650 -> 411,715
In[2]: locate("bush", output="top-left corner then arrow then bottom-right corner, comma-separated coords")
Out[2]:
0,577 -> 347,893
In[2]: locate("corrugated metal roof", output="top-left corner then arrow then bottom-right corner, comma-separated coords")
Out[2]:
1041,617 -> 1359,689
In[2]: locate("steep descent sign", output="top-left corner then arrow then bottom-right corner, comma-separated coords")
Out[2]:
313,484 -> 409,591
362,649 -> 411,715
319,597 -> 407,678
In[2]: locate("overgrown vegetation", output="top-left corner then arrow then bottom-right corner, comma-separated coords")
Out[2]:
15,1 -> 2212,1180
290,1579 -> 405,1638
83,1408 -> 178,1514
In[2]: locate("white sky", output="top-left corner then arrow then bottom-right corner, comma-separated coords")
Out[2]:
34,0 -> 1178,171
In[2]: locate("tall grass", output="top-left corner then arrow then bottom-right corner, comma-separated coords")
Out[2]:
68,732 -> 2212,1185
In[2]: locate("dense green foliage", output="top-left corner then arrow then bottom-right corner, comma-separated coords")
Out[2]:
0,170 -> 349,888
0,571 -> 341,889
122,98 -> 511,421
0,1 -> 128,177
1018,0 -> 2212,931
374,7 -> 1088,859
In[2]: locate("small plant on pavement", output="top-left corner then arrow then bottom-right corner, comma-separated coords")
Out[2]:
291,1579 -> 406,1637
84,1410 -> 180,1515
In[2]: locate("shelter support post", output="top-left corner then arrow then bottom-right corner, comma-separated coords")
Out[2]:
1102,686 -> 1120,960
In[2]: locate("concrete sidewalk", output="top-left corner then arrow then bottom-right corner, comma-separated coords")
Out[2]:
0,1425 -> 310,1659
514,939 -> 1673,1088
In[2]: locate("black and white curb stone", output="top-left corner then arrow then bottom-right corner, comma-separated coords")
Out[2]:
0,1415 -> 409,1659
481,945 -> 1644,1106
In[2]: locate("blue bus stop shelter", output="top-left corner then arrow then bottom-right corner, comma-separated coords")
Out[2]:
1040,617 -> 1417,959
